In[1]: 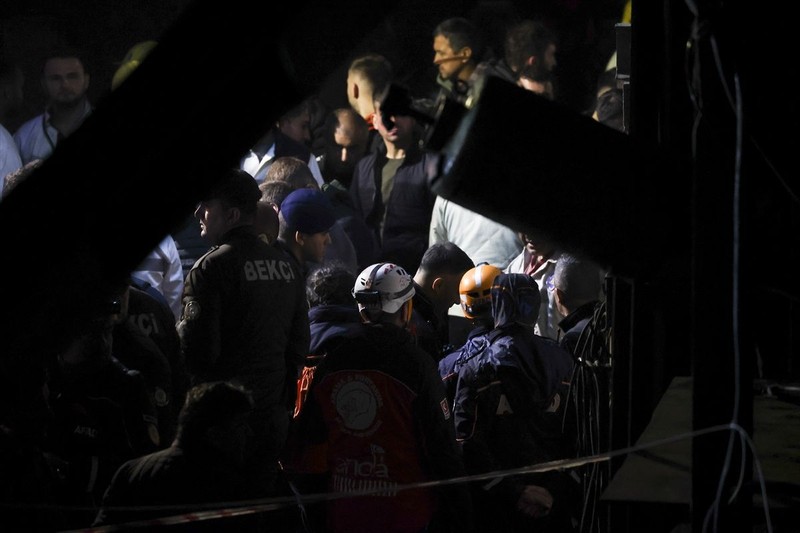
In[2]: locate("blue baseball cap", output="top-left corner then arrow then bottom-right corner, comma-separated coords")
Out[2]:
279,188 -> 336,234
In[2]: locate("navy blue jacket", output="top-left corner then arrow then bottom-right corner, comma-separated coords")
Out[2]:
450,274 -> 577,532
308,303 -> 363,354
349,146 -> 436,273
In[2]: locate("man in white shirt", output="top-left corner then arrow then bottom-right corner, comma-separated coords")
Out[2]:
14,49 -> 92,164
240,100 -> 323,186
429,196 -> 522,338
0,61 -> 24,195
505,231 -> 563,341
429,196 -> 522,270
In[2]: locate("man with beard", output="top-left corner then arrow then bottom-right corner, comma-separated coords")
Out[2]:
14,48 -> 92,164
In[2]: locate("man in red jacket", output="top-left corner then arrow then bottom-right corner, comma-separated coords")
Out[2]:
286,262 -> 473,533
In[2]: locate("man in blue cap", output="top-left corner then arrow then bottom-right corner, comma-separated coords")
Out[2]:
275,187 -> 337,279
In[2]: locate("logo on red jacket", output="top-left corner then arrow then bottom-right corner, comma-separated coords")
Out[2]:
334,375 -> 382,436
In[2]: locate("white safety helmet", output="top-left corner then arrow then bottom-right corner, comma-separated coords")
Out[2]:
352,263 -> 415,319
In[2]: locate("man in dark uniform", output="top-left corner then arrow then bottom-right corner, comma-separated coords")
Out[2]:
178,168 -> 309,497
113,277 -> 189,446
46,290 -> 159,527
451,273 -> 579,532
439,262 -> 502,406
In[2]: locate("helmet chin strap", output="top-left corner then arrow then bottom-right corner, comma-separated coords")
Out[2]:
359,306 -> 382,324
403,299 -> 414,325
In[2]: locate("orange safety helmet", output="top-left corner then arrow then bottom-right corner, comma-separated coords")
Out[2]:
459,263 -> 502,319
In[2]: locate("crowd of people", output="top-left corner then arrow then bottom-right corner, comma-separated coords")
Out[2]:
1,12 -> 621,533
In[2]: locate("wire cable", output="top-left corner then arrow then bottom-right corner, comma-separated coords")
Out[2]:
683,5 -> 769,529
50,423 -> 773,533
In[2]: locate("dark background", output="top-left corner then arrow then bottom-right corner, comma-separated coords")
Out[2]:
3,0 -> 798,440
1,1 -> 799,530
1,0 -> 627,134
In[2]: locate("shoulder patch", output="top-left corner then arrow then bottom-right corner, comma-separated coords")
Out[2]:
154,387 -> 169,407
195,245 -> 221,265
184,300 -> 201,320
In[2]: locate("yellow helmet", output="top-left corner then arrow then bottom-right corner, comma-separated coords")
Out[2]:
111,40 -> 158,90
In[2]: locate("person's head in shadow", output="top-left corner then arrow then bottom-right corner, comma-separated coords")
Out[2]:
306,263 -> 357,309
320,108 -> 369,187
175,381 -> 254,467
432,17 -> 485,95
277,188 -> 336,268
195,168 -> 261,245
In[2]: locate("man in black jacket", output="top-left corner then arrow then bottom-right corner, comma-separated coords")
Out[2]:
553,252 -> 606,355
178,168 -> 309,496
452,273 -> 578,532
94,381 -> 262,531
411,242 -> 474,361
349,99 -> 436,274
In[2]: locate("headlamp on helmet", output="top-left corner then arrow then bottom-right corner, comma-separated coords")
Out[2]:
353,262 -> 415,323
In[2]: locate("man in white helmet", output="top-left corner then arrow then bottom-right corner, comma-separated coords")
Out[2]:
285,262 -> 473,533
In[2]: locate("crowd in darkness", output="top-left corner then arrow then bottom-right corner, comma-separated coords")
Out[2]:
1,1 -> 623,133
1,2 -> 626,531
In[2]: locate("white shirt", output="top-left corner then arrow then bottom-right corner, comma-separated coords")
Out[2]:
0,124 -> 23,197
429,196 -> 522,269
13,99 -> 93,164
505,249 -> 562,341
131,235 -> 185,321
240,143 -> 324,186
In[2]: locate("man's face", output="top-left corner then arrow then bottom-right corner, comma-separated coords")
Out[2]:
299,231 -> 332,263
194,199 -> 233,245
333,114 -> 367,164
373,101 -> 415,146
42,57 -> 89,106
255,201 -> 279,244
334,115 -> 366,154
434,272 -> 467,315
522,232 -> 554,258
280,110 -> 311,145
433,35 -> 466,81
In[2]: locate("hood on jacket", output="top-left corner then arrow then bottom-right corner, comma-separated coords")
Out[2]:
491,273 -> 541,330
